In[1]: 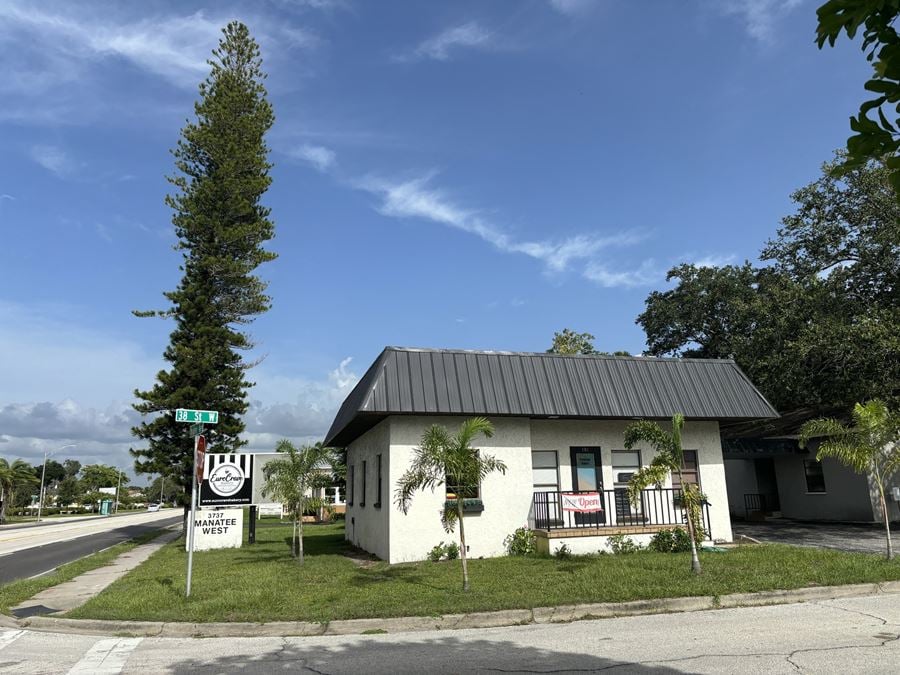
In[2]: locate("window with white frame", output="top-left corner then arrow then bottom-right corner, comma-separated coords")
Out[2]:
532,451 -> 559,492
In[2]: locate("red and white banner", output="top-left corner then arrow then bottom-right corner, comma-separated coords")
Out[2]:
561,492 -> 603,513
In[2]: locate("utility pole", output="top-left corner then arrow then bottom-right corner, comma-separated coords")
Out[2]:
36,443 -> 77,522
114,470 -> 123,514
160,475 -> 165,505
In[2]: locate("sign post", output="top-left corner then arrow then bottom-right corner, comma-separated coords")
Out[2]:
176,408 -> 218,599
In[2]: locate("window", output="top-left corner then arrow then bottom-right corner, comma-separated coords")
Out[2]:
446,460 -> 480,499
532,451 -> 559,492
611,450 -> 641,487
347,465 -> 354,506
804,460 -> 826,493
672,450 -> 700,488
375,454 -> 383,508
360,460 -> 367,506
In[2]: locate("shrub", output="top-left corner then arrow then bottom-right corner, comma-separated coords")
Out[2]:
648,527 -> 693,553
427,543 -> 447,562
503,527 -> 537,556
428,541 -> 460,561
608,534 -> 642,554
553,543 -> 573,559
445,541 -> 460,560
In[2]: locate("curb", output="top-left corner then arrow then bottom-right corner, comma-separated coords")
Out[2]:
13,580 -> 900,639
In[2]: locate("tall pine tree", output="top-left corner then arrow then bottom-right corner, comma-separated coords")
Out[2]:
131,23 -> 276,515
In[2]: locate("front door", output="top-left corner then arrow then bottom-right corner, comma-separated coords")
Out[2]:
570,447 -> 605,525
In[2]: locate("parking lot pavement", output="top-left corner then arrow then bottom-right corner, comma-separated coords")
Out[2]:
732,519 -> 891,555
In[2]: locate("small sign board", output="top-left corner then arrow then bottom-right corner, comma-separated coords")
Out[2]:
186,507 -> 243,551
195,435 -> 207,486
199,454 -> 255,506
175,409 -> 219,424
561,492 -> 603,513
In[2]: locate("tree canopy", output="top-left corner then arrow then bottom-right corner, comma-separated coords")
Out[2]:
547,328 -> 630,356
638,153 -> 899,414
817,0 -> 900,196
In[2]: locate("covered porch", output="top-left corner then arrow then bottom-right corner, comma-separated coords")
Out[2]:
530,488 -> 713,555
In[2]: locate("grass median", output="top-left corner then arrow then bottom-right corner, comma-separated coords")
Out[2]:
67,520 -> 900,624
0,528 -> 168,615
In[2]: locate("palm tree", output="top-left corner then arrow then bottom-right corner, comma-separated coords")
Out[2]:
0,459 -> 39,523
624,413 -> 704,574
395,417 -> 507,591
800,400 -> 900,560
261,440 -> 334,564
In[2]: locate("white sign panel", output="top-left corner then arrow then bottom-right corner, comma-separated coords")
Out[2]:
186,507 -> 243,551
561,492 -> 603,513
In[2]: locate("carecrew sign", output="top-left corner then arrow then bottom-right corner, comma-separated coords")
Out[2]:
186,508 -> 243,551
561,492 -> 603,513
199,454 -> 255,506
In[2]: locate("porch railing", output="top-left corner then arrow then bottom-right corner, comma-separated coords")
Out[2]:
531,489 -> 712,540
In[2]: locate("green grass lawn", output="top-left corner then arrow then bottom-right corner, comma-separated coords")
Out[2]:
0,528 -> 168,615
68,521 -> 900,624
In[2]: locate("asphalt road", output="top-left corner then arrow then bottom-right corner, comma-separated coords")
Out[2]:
0,515 -> 180,583
0,592 -> 898,673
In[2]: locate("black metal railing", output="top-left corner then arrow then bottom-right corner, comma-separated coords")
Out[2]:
532,489 -> 712,539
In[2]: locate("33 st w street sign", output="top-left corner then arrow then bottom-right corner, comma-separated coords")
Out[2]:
175,408 -> 219,424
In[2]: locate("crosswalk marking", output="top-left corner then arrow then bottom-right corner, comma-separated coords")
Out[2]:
0,630 -> 25,650
67,637 -> 143,674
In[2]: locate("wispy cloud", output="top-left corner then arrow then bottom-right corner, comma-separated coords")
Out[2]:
548,0 -> 597,16
29,144 -> 76,177
356,171 -> 643,280
0,2 -> 321,125
289,143 -> 337,172
394,22 -> 494,63
0,194 -> 14,201
692,253 -> 737,268
718,0 -> 805,42
583,260 -> 659,288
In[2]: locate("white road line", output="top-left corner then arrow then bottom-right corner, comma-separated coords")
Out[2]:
67,637 -> 143,674
0,630 -> 25,650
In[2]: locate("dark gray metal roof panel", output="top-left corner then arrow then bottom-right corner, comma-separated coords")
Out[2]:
324,347 -> 780,447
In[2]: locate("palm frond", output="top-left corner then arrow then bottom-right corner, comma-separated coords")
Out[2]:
627,463 -> 670,505
798,418 -> 852,448
623,421 -> 672,454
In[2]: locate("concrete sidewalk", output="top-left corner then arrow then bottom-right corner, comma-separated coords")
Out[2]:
10,529 -> 181,619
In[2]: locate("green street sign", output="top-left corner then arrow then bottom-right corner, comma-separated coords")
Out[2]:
175,409 -> 219,424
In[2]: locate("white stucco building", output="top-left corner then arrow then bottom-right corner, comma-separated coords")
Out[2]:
325,347 -> 779,563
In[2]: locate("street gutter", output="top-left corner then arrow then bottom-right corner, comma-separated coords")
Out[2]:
7,580 -> 900,639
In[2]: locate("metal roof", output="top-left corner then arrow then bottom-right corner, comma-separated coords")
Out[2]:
324,347 -> 779,447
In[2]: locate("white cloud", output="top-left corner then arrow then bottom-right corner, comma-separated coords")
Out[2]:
289,143 -> 337,172
692,253 -> 737,268
0,301 -> 360,475
719,0 -> 805,42
583,259 -> 660,288
548,0 -> 597,16
0,194 -> 14,201
356,172 -> 642,276
395,22 -> 493,63
29,144 -> 76,177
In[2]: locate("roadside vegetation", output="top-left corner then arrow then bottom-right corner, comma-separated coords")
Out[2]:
68,522 -> 900,624
0,528 -> 168,615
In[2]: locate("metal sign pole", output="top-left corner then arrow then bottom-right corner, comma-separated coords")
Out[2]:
186,432 -> 200,598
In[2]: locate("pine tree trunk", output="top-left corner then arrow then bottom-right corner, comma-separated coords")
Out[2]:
879,487 -> 893,560
457,497 -> 469,591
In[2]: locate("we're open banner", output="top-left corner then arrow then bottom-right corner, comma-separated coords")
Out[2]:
561,492 -> 603,513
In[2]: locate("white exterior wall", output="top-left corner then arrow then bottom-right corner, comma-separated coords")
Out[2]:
529,419 -> 732,543
388,416 -> 533,564
344,418 -> 391,560
773,455 -> 874,522
540,533 -> 660,556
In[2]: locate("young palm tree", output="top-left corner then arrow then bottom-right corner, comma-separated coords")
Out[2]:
395,417 -> 506,591
624,413 -> 704,574
0,459 -> 39,523
800,400 -> 900,560
261,440 -> 335,564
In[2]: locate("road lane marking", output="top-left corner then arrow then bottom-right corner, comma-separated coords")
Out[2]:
0,630 -> 25,650
68,637 -> 143,674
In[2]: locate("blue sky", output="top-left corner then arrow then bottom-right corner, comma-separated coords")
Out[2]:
0,0 -> 870,478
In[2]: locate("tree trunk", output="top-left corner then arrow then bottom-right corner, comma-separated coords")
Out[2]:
879,486 -> 894,561
298,514 -> 305,565
457,497 -> 469,591
0,487 -> 6,524
679,474 -> 702,575
291,516 -> 298,558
